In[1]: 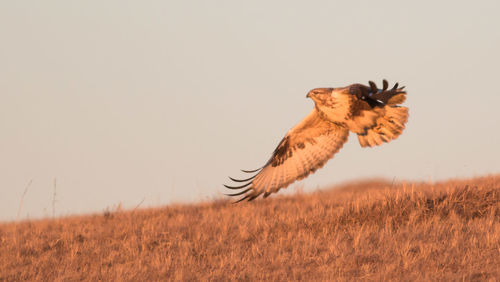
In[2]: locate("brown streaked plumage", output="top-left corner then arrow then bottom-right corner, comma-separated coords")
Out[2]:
225,80 -> 408,202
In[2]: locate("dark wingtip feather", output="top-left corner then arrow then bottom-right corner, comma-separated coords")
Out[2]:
234,194 -> 252,203
241,168 -> 262,173
225,187 -> 253,197
369,81 -> 378,94
223,181 -> 252,190
247,194 -> 260,202
228,175 -> 256,183
382,79 -> 388,91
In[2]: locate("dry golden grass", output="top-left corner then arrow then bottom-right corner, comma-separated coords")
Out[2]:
1,175 -> 499,281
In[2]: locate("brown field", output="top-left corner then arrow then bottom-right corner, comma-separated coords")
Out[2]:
1,175 -> 499,281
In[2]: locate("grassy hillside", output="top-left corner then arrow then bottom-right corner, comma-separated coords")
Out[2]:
1,175 -> 499,280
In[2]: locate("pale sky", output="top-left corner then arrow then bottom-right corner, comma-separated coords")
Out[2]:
1,1 -> 499,221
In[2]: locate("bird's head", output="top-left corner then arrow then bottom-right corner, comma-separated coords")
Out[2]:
306,88 -> 334,103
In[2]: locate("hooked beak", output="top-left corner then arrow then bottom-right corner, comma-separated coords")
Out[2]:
306,92 -> 312,98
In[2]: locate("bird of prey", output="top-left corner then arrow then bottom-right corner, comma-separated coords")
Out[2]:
225,80 -> 408,202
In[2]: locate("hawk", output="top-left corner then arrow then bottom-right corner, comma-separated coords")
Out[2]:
225,80 -> 408,202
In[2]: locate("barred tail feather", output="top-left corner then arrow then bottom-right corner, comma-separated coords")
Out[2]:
357,106 -> 409,147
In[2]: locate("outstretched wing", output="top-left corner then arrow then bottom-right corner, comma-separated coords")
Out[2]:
346,80 -> 408,147
225,109 -> 349,202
